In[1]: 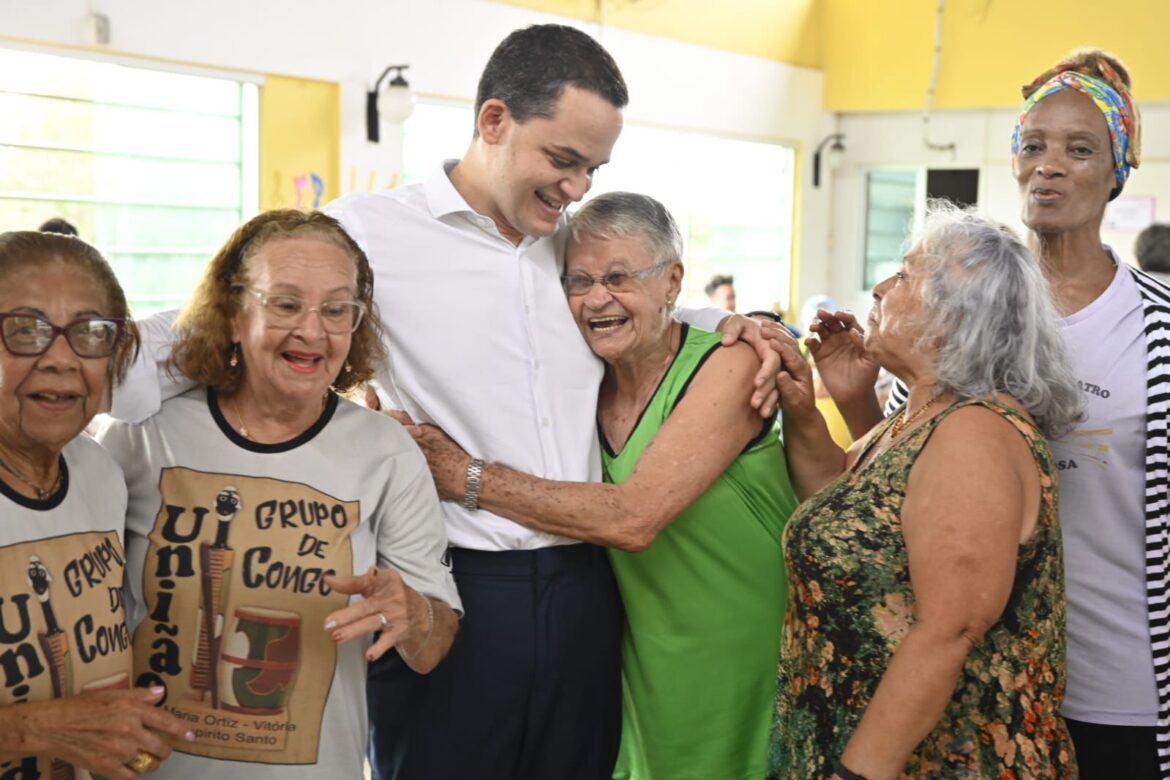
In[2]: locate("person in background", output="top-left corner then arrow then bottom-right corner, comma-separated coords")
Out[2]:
705,272 -> 737,311
1135,223 -> 1170,285
323,24 -> 785,780
38,217 -> 78,237
813,47 -> 1168,780
771,203 -> 1081,780
96,210 -> 460,779
403,192 -> 796,780
0,231 -> 193,779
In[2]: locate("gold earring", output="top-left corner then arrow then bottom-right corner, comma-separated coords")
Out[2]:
344,361 -> 352,373
229,344 -> 240,368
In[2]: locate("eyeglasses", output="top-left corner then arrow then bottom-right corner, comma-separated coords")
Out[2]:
0,313 -> 124,359
561,263 -> 668,297
238,287 -> 366,334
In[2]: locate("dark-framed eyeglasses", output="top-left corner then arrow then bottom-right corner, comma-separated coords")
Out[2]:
0,313 -> 125,359
238,286 -> 366,334
560,262 -> 669,297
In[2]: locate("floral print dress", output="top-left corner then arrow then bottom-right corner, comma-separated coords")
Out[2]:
770,399 -> 1076,779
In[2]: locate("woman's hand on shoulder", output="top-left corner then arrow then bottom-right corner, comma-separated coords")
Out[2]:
10,686 -> 194,779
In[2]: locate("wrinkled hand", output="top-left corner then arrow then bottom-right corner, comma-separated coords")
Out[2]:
718,314 -> 788,417
325,567 -> 428,662
772,334 -> 819,422
23,686 -> 194,779
806,309 -> 879,405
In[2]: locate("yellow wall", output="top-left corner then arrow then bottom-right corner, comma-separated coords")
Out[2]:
495,0 -> 822,68
823,0 -> 1170,111
260,75 -> 340,210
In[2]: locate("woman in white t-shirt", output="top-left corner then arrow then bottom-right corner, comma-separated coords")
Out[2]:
0,231 -> 194,779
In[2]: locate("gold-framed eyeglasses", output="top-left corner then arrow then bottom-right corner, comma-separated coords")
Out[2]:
238,287 -> 366,334
0,312 -> 124,358
561,262 -> 669,297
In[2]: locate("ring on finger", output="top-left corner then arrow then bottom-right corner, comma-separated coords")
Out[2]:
377,612 -> 388,628
126,750 -> 158,774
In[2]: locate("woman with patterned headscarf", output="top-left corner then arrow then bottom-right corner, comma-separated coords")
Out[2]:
1009,48 -> 1166,780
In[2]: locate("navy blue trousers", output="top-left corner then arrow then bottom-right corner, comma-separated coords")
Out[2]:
368,544 -> 624,780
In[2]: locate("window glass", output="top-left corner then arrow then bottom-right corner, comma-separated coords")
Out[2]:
0,47 -> 258,315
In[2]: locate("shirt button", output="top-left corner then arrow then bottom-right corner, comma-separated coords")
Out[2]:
542,418 -> 550,427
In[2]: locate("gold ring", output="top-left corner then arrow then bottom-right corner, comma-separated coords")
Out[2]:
378,612 -> 388,628
126,751 -> 157,774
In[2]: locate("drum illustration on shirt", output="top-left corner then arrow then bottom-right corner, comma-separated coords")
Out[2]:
134,468 -> 357,765
219,606 -> 300,714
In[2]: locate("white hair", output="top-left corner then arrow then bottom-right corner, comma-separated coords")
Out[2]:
910,201 -> 1082,437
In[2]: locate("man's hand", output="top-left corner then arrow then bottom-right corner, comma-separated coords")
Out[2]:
717,314 -> 798,418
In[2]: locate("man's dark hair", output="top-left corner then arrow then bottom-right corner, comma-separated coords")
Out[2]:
474,24 -> 628,135
705,274 -> 734,298
1136,223 -> 1170,275
38,217 -> 78,236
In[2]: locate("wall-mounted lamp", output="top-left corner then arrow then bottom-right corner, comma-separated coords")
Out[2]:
366,64 -> 415,143
812,133 -> 846,188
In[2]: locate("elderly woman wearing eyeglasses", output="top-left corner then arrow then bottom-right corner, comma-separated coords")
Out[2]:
0,231 -> 195,779
401,192 -> 798,780
96,210 -> 460,779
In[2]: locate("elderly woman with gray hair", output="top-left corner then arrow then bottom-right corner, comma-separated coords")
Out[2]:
769,203 -> 1082,780
401,191 -> 797,780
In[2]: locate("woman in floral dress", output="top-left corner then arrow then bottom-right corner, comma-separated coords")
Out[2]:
769,203 -> 1082,780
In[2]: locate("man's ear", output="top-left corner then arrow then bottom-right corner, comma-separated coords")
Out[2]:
477,98 -> 511,145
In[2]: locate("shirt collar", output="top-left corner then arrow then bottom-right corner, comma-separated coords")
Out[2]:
423,159 -> 474,220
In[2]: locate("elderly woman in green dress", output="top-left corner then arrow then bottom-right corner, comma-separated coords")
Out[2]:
402,192 -> 797,780
770,203 -> 1082,780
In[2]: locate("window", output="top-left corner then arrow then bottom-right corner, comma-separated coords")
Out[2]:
0,46 -> 259,315
863,169 -> 918,289
402,101 -> 797,314
863,167 -> 982,289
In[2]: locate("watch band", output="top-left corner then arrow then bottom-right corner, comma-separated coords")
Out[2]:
463,458 -> 485,512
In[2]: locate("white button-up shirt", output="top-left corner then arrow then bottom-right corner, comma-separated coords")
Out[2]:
326,163 -> 604,550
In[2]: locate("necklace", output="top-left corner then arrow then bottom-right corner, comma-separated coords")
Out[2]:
227,396 -> 251,440
891,398 -> 936,438
0,451 -> 60,500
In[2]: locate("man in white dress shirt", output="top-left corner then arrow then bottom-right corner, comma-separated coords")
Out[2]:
327,24 -> 776,780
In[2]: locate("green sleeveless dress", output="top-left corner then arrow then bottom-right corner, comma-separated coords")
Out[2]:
770,399 -> 1075,779
603,325 -> 798,780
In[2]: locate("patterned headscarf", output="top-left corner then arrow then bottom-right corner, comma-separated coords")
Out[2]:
1011,56 -> 1141,199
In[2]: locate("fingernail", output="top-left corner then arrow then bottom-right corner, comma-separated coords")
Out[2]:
367,651 -> 376,661
150,686 -> 165,695
184,731 -> 195,742
324,620 -> 336,630
333,631 -> 343,641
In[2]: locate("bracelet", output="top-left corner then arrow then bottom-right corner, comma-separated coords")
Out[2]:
745,309 -> 783,323
463,457 -> 485,511
397,594 -> 435,661
836,760 -> 870,780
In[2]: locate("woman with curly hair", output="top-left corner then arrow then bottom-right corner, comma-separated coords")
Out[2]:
97,210 -> 461,779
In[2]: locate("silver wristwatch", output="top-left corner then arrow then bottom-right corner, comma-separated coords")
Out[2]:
463,458 -> 485,511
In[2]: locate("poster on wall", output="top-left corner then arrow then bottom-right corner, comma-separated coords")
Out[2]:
1104,195 -> 1156,232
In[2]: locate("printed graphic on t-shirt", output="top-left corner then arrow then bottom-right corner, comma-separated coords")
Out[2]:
1052,426 -> 1112,472
134,468 -> 356,765
0,531 -> 131,780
